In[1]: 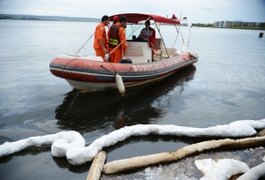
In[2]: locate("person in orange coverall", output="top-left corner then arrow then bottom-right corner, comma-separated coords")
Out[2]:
93,15 -> 110,60
108,16 -> 128,63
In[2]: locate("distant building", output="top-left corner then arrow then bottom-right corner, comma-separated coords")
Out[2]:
214,21 -> 265,29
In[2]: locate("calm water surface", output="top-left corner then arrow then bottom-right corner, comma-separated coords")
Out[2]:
0,20 -> 265,179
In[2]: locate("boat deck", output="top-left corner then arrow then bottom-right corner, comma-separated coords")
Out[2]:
124,40 -> 179,63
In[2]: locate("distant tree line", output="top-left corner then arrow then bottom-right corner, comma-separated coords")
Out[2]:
192,23 -> 214,27
0,14 -> 100,22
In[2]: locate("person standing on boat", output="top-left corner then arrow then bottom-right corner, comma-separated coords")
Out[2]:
107,15 -> 119,44
138,20 -> 156,49
108,15 -> 128,63
112,15 -> 119,25
93,15 -> 110,60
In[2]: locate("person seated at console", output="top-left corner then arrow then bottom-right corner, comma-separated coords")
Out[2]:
137,20 -> 156,49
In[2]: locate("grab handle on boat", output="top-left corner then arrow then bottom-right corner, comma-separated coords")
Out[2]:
115,73 -> 125,96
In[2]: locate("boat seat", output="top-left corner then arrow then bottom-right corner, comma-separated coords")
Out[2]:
124,41 -> 152,64
157,48 -> 177,56
153,48 -> 177,61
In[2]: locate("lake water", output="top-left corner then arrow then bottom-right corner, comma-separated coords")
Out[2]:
0,20 -> 265,179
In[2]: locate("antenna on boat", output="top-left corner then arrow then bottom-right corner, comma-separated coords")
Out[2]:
182,17 -> 192,51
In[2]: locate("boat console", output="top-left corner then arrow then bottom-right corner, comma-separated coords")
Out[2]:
124,40 -> 152,64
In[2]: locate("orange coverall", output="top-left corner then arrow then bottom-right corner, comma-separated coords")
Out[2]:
109,24 -> 127,63
93,23 -> 108,59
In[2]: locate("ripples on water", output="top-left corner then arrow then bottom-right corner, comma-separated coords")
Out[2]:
0,20 -> 264,179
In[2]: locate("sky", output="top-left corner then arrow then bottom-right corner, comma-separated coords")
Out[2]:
0,0 -> 265,23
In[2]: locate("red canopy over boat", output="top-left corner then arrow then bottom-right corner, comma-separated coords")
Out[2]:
109,13 -> 180,25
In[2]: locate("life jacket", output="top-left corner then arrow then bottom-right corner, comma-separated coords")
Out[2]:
109,24 -> 120,48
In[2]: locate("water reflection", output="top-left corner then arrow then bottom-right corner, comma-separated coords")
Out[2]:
55,66 -> 196,132
53,156 -> 91,173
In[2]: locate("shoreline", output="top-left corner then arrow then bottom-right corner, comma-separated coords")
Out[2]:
1,14 -> 264,30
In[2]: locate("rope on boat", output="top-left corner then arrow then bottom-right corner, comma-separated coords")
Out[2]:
75,32 -> 95,55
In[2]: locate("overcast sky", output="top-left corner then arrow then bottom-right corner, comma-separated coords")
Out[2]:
0,0 -> 265,23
